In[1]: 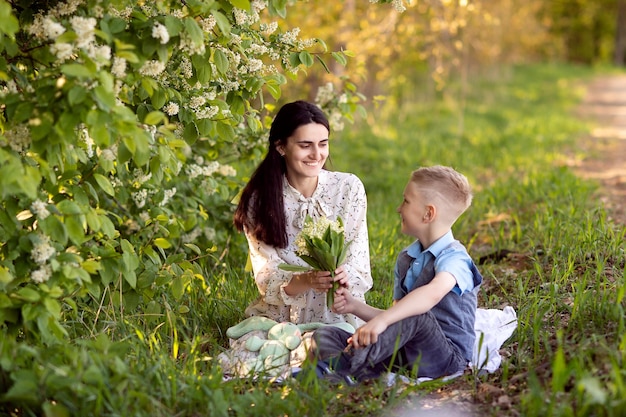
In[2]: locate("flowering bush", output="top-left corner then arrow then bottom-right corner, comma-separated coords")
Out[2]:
280,215 -> 351,309
0,0 -> 366,347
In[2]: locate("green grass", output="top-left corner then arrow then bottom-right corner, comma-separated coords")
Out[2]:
3,63 -> 626,416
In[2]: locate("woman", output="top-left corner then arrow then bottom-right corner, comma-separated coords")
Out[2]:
234,100 -> 372,329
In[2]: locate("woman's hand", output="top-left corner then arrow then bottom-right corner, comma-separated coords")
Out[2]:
333,265 -> 348,288
285,266 -> 347,296
302,270 -> 334,292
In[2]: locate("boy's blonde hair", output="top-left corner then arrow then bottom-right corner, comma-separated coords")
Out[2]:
410,165 -> 473,222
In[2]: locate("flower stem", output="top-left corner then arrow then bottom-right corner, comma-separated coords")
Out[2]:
327,272 -> 337,310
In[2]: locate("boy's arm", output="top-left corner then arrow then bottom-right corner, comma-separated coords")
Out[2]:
349,271 -> 457,348
332,287 -> 383,321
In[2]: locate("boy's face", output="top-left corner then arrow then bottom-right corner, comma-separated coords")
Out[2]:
397,181 -> 428,238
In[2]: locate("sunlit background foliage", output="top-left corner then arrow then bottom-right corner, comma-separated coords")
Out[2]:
1,0 -> 625,415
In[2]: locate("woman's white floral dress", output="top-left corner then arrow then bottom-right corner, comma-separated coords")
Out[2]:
244,170 -> 373,329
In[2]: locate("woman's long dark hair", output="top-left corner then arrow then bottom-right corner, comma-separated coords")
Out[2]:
233,101 -> 330,248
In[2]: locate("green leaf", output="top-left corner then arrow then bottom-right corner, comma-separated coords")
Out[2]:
171,276 -> 184,300
278,263 -> 311,272
68,85 -> 87,105
65,215 -> 87,245
192,53 -> 212,83
299,51 -> 314,67
121,239 -> 139,272
213,49 -> 229,75
43,297 -> 61,319
124,271 -> 137,289
39,215 -> 68,246
61,64 -> 95,78
3,371 -> 38,401
144,111 -> 166,125
229,0 -> 251,10
337,241 -> 352,265
42,400 -> 71,417
57,200 -> 83,215
0,266 -> 13,287
183,243 -> 201,255
93,173 -> 115,196
16,287 -> 41,302
154,238 -> 172,249
268,0 -> 288,18
331,52 -> 348,67
298,255 -> 323,271
211,10 -> 231,37
288,52 -> 300,68
0,1 -> 19,37
183,17 -> 204,45
315,55 -> 331,73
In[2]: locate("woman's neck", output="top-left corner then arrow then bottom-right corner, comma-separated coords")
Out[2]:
286,174 -> 319,198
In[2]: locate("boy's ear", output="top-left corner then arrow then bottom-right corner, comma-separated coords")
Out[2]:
423,205 -> 436,222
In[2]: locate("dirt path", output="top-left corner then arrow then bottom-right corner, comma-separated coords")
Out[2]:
572,74 -> 626,225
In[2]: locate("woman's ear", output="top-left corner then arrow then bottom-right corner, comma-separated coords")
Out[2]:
274,141 -> 285,156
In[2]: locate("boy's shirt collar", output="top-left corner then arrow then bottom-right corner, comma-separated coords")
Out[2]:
406,230 -> 454,258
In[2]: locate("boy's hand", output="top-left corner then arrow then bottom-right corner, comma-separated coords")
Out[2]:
331,287 -> 356,314
347,316 -> 388,349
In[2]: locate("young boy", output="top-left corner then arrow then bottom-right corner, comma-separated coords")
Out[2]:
312,165 -> 483,383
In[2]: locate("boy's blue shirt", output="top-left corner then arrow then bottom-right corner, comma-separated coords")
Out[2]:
394,230 -> 477,299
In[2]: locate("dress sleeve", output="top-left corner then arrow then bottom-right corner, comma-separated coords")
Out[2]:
338,176 -> 373,301
245,228 -> 306,307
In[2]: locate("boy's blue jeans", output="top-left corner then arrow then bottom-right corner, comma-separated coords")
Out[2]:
312,311 -> 467,381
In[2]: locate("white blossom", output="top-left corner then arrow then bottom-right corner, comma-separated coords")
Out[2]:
43,17 -> 66,39
163,102 -> 179,116
217,164 -> 236,177
315,82 -> 335,106
179,57 -> 193,79
294,217 -> 344,257
101,144 -> 118,161
139,211 -> 151,223
233,9 -> 248,26
70,16 -> 97,48
195,106 -> 219,120
4,124 -> 31,153
133,169 -> 152,186
50,42 -> 74,61
31,200 -> 50,219
280,28 -> 300,45
31,235 -> 56,265
132,189 -> 148,208
260,22 -> 278,35
246,58 -> 263,74
139,60 -> 166,77
200,16 -> 216,32
79,126 -> 94,157
52,0 -> 82,17
152,23 -> 170,44
31,265 -> 52,283
111,57 -> 127,78
27,15 -> 46,38
159,187 -> 177,206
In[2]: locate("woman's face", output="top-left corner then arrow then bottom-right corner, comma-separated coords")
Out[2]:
277,122 -> 329,183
